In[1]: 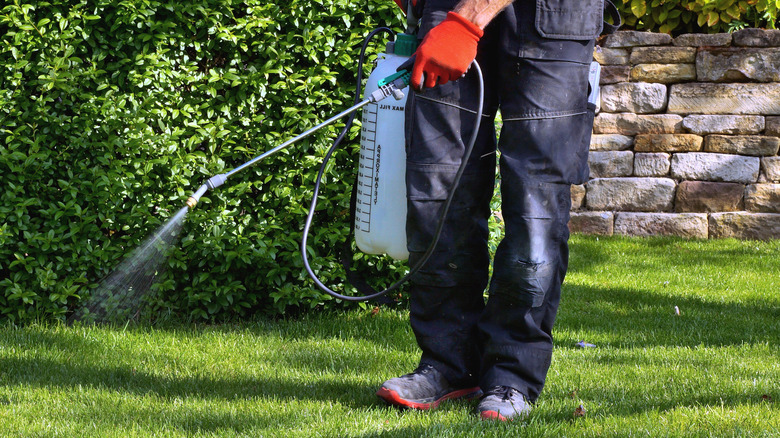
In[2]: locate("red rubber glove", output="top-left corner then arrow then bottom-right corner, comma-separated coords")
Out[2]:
411,11 -> 483,90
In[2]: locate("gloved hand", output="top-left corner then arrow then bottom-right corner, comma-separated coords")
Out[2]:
410,11 -> 483,90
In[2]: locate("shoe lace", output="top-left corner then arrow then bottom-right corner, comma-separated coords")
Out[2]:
414,363 -> 434,373
485,386 -> 516,401
399,363 -> 434,380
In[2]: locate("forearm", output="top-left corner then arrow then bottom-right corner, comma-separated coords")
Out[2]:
453,0 -> 515,29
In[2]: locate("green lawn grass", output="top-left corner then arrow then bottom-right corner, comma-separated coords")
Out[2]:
1,235 -> 778,437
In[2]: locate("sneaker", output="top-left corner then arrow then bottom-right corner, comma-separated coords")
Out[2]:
376,364 -> 482,410
478,386 -> 531,421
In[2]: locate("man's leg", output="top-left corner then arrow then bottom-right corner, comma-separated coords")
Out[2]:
478,177 -> 573,400
377,5 -> 501,408
476,0 -> 597,418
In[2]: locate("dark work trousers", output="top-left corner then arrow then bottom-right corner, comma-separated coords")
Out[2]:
405,0 -> 600,402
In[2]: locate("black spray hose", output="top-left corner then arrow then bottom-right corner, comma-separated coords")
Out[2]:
301,60 -> 485,302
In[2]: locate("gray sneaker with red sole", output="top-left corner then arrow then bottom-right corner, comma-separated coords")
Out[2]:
377,364 -> 482,410
478,386 -> 531,421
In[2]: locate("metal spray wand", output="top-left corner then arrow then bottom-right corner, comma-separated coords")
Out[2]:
184,72 -> 410,209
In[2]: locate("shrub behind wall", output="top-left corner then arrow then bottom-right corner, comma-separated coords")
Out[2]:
616,0 -> 780,34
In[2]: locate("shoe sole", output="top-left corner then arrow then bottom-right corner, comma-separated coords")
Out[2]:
376,386 -> 482,410
480,410 -> 509,421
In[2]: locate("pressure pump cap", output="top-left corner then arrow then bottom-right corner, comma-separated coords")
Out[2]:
394,33 -> 417,57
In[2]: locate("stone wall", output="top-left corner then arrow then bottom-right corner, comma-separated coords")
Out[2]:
571,29 -> 780,239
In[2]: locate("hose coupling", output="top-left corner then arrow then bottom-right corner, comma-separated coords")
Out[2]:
186,184 -> 209,210
207,173 -> 228,190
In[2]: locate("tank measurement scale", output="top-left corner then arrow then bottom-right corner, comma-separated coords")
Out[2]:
355,105 -> 378,233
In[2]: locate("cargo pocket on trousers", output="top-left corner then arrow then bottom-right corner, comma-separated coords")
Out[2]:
406,161 -> 461,203
535,0 -> 603,40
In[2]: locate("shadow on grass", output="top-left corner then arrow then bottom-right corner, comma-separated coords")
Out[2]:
2,278 -> 777,403
0,352 -> 376,405
556,283 -> 780,348
0,323 -> 386,409
561,235 -> 780,347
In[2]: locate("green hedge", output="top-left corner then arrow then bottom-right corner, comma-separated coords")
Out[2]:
4,0 -> 778,323
0,0 -> 406,322
617,0 -> 780,34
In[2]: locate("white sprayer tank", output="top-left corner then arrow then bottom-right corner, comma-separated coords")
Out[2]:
354,37 -> 415,261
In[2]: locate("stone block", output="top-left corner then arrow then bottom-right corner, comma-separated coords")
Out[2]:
671,153 -> 760,184
697,48 -> 780,82
675,181 -> 744,212
762,157 -> 780,182
630,47 -> 697,64
614,213 -> 708,238
604,31 -> 673,48
594,113 -> 683,135
634,152 -> 670,177
630,64 -> 696,84
766,117 -> 780,136
705,135 -> 780,157
571,184 -> 586,210
586,177 -> 676,212
745,184 -> 780,213
588,151 -> 634,178
600,83 -> 667,114
634,134 -> 702,152
569,211 -> 614,235
601,66 -> 631,84
682,115 -> 764,135
593,47 -> 630,65
709,212 -> 780,239
590,134 -> 634,151
673,33 -> 732,47
668,83 -> 780,115
732,28 -> 780,47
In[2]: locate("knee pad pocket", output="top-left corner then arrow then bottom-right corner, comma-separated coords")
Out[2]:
489,260 -> 555,307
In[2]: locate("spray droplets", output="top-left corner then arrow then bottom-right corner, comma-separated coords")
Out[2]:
69,206 -> 190,325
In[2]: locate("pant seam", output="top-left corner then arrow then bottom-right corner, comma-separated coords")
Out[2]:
416,94 -> 493,117
502,110 -> 587,121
